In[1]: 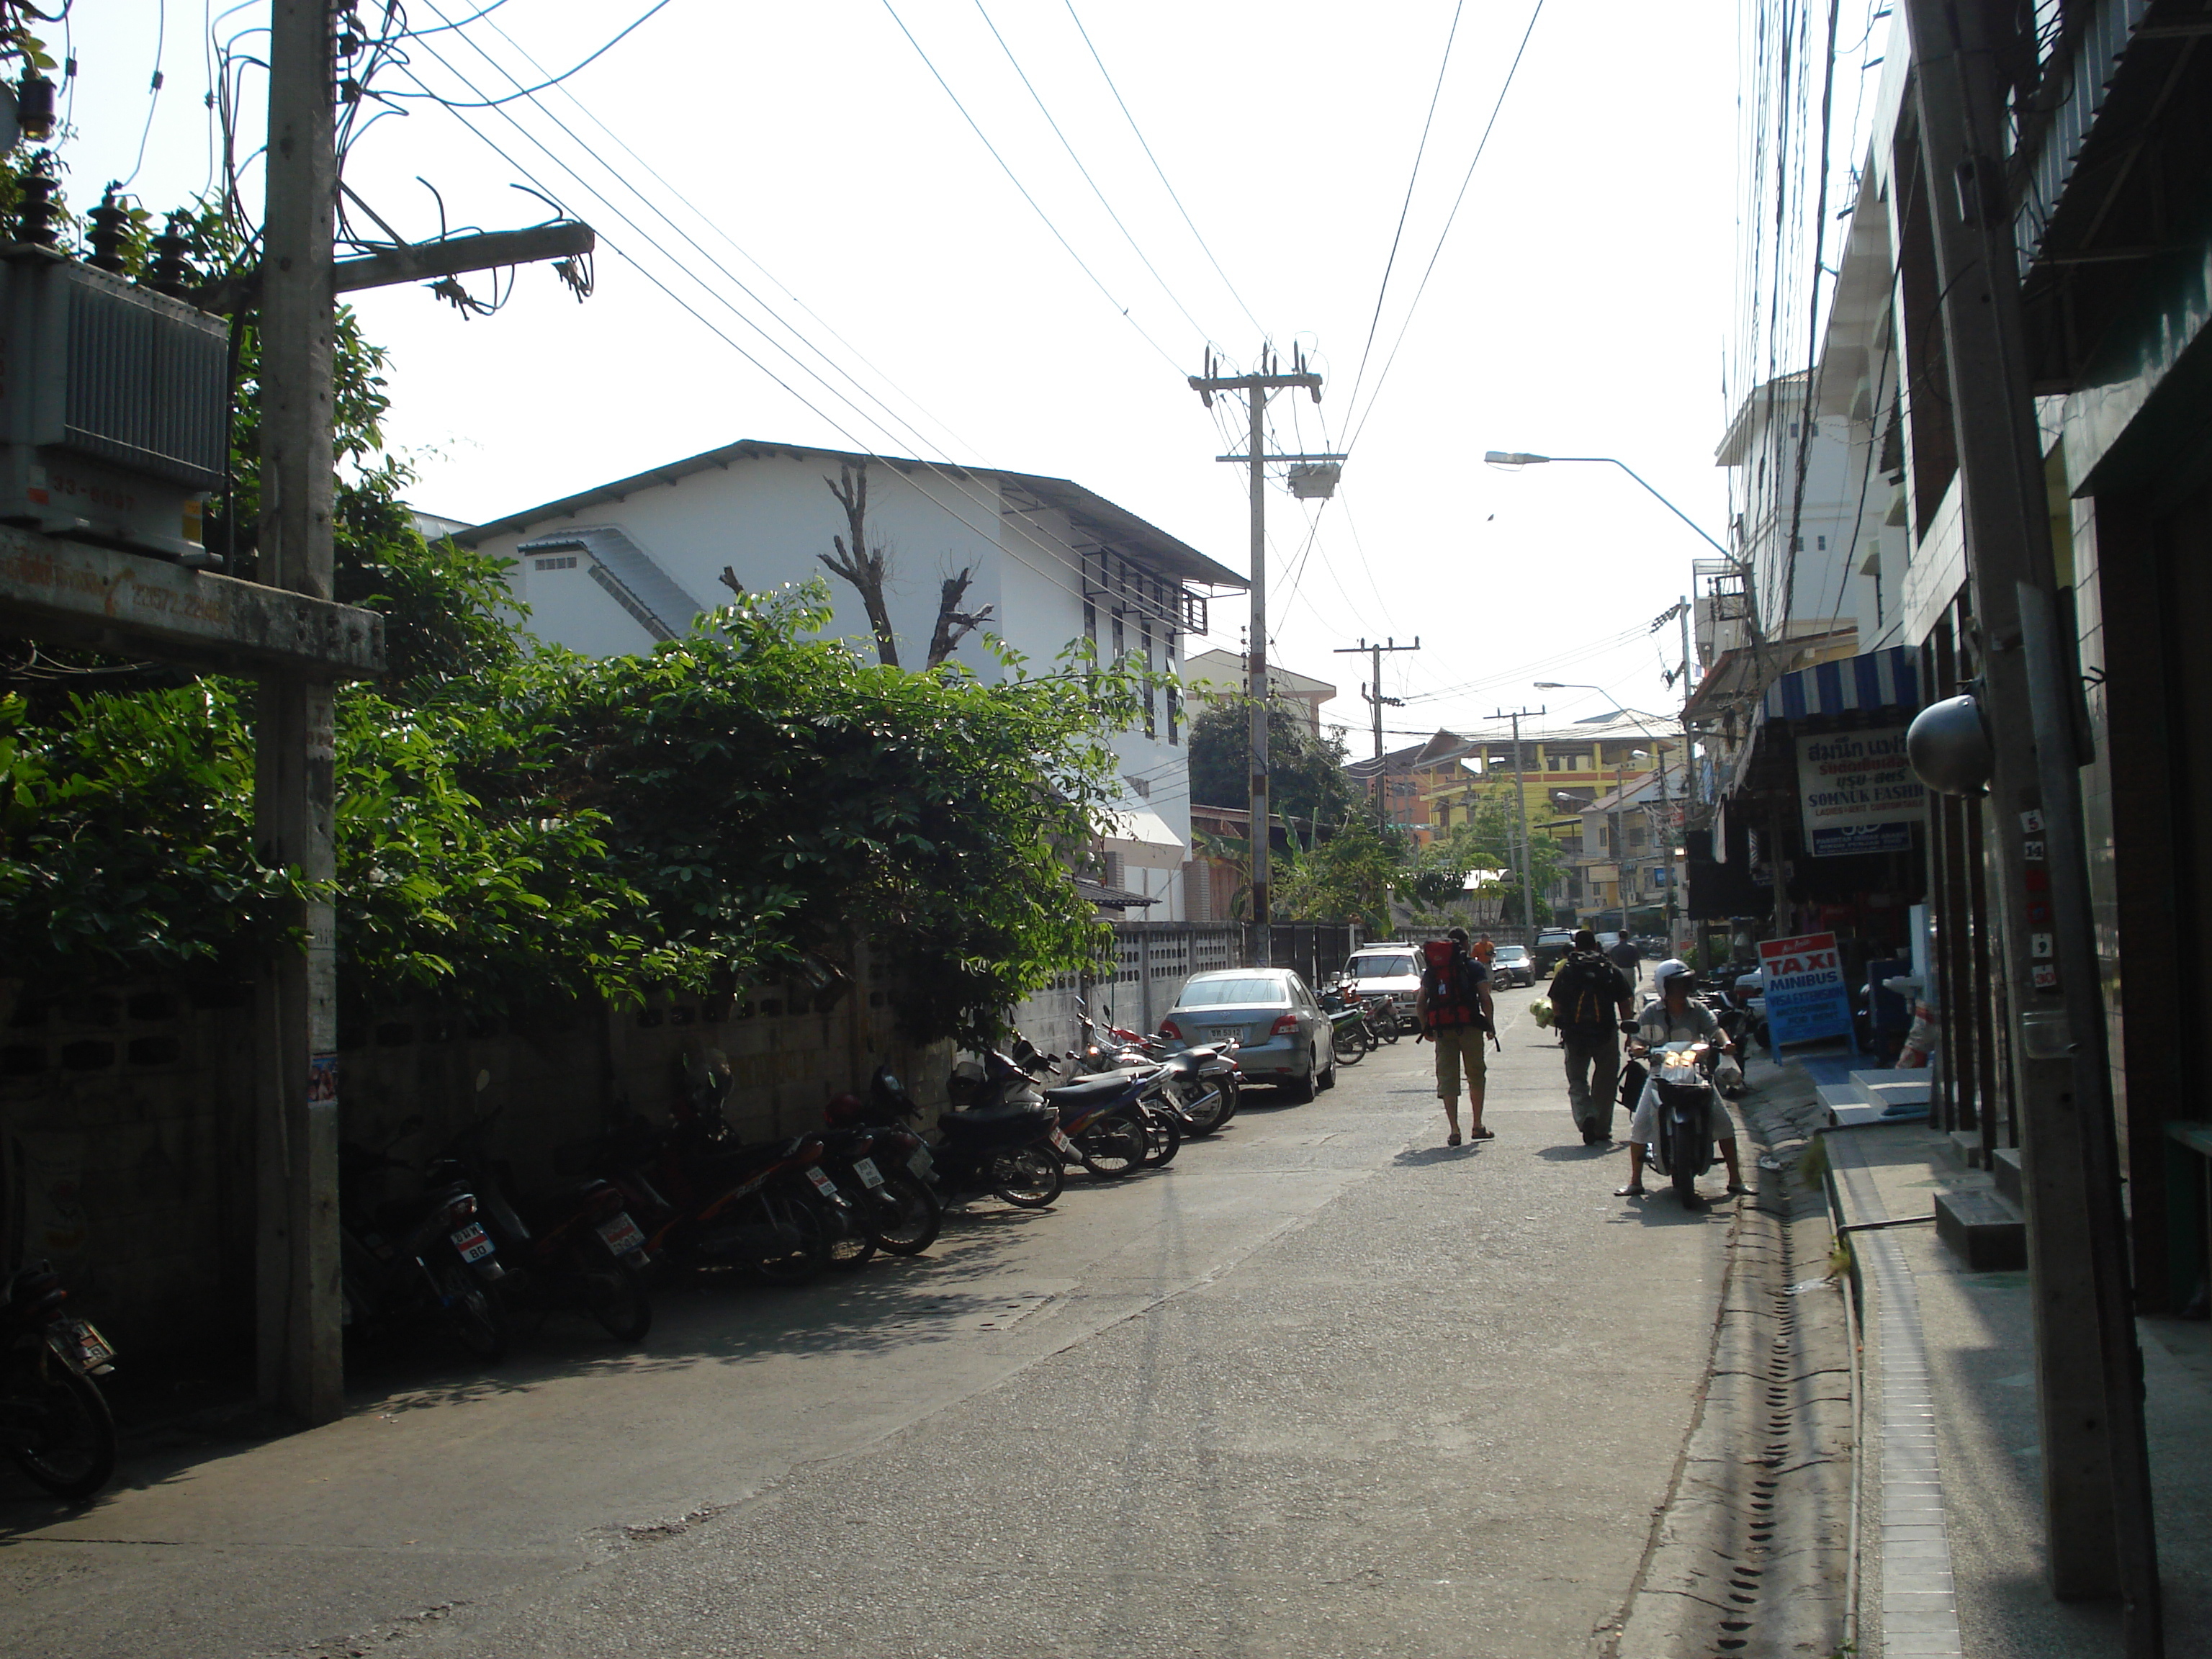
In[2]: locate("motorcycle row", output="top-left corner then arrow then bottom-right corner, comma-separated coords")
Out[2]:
0,1003 -> 1253,1503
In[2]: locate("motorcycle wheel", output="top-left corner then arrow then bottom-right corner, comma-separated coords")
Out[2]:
1374,1017 -> 1399,1046
1214,1074 -> 1242,1128
1665,1121 -> 1701,1206
4,1345 -> 116,1500
1077,1116 -> 1147,1179
1332,1023 -> 1369,1065
1139,1104 -> 1182,1169
435,1262 -> 508,1363
570,1238 -> 653,1342
752,1190 -> 832,1287
871,1172 -> 943,1256
987,1146 -> 1064,1208
825,1191 -> 878,1274
1174,1077 -> 1233,1138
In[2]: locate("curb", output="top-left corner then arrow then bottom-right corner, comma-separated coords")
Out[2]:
1609,1068 -> 1853,1658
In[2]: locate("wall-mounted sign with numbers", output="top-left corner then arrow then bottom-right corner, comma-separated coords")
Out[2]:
1797,727 -> 1927,857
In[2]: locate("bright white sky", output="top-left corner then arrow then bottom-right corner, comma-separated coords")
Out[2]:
60,1 -> 1753,748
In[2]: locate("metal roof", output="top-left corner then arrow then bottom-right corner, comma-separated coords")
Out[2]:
455,439 -> 1249,592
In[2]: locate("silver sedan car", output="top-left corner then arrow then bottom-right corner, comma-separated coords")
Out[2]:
1160,968 -> 1334,1101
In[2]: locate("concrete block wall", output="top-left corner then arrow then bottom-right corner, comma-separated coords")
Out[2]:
0,948 -> 951,1362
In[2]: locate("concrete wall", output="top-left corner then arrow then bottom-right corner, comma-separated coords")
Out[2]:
0,956 -> 950,1361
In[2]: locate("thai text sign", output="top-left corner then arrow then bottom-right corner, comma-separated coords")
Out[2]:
1758,931 -> 1853,1046
1797,727 -> 1925,856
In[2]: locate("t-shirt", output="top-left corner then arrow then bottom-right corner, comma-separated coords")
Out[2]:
1471,939 -> 1496,963
1608,942 -> 1640,972
1637,997 -> 1719,1048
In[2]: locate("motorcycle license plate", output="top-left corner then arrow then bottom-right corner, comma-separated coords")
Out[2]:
851,1156 -> 884,1188
1049,1129 -> 1079,1159
451,1221 -> 495,1264
907,1143 -> 934,1177
66,1318 -> 115,1370
594,1213 -> 647,1256
805,1165 -> 840,1197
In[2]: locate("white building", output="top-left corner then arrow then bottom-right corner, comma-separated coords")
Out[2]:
1179,649 -> 1338,739
454,439 -> 1247,919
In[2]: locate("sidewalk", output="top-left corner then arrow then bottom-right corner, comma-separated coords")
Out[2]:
1804,1099 -> 2212,1655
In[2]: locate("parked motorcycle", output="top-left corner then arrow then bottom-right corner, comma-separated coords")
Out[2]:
817,1114 -> 943,1262
424,1100 -> 654,1343
0,1259 -> 117,1499
972,1038 -> 1164,1179
1071,1008 -> 1238,1141
338,1128 -> 511,1362
865,1061 -> 1068,1209
1317,984 -> 1372,1066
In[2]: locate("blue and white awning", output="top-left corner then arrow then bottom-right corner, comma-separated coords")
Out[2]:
1762,646 -> 1918,723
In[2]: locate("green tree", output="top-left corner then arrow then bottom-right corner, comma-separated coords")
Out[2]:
1426,782 -> 1569,925
1186,698 -> 1354,827
1271,814 -> 1411,932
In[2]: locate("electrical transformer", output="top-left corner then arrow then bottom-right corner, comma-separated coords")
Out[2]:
0,244 -> 228,565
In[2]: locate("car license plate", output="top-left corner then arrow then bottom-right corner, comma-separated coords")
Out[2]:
1049,1129 -> 1079,1159
66,1318 -> 115,1371
907,1143 -> 934,1177
805,1165 -> 839,1197
851,1156 -> 884,1188
451,1221 -> 494,1263
1207,1028 -> 1241,1043
594,1213 -> 647,1256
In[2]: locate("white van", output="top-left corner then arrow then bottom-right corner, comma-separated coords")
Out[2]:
1341,943 -> 1424,1031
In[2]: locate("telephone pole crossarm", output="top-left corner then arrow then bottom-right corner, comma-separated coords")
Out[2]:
1337,638 -> 1421,833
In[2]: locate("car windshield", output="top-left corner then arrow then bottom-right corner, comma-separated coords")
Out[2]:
1495,947 -> 1529,962
1177,976 -> 1290,1007
1349,954 -> 1417,978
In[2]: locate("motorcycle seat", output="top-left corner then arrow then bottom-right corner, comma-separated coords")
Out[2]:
938,1102 -> 1056,1141
1042,1069 -> 1151,1108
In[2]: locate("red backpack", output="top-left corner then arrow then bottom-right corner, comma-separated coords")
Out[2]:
1420,939 -> 1482,1029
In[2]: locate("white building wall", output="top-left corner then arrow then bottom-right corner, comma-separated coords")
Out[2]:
473,450 -> 1200,920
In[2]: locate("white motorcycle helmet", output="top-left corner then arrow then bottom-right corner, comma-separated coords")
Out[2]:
1653,958 -> 1696,995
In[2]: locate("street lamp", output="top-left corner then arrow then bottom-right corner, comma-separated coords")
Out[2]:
1483,451 -> 1737,565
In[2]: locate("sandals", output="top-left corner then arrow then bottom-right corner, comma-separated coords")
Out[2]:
1726,1182 -> 1752,1196
1447,1130 -> 1462,1146
1469,1127 -> 1496,1141
1616,1183 -> 1647,1197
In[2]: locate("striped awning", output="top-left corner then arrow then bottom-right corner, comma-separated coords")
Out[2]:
1761,646 -> 1918,723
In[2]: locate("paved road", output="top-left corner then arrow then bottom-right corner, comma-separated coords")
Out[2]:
0,990 -> 1736,1658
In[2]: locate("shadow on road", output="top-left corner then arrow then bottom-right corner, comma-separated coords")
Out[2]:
0,1186 -> 1104,1533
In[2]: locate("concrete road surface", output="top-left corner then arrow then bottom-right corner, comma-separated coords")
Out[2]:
0,990 -> 1736,1658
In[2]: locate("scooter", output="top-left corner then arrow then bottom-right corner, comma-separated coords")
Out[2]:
338,1128 -> 512,1362
866,1061 -> 1069,1209
1624,1034 -> 1721,1206
0,1260 -> 117,1499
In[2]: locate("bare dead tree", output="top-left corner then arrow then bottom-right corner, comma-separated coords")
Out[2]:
716,565 -> 745,598
819,462 -> 899,667
925,567 -> 994,668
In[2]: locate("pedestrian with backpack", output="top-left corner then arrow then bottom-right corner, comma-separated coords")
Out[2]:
1547,928 -> 1636,1145
1416,926 -> 1496,1146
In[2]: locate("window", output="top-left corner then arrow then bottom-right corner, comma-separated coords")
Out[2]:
533,554 -> 578,571
1177,976 -> 1290,1008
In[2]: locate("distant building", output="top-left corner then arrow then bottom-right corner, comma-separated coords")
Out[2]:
1179,649 -> 1338,739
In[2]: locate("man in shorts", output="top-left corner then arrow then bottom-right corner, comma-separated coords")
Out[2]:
1416,926 -> 1496,1146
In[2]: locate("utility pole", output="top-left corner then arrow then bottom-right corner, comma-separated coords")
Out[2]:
1899,0 -> 2159,1643
1191,346 -> 1331,968
256,0 -> 344,1428
1492,707 -> 1544,946
1335,637 -> 1419,832
253,1 -> 592,1425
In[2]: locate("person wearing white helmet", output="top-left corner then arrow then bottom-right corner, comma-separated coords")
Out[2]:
1615,959 -> 1749,1199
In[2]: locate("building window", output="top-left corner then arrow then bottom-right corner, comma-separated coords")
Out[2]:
1141,619 -> 1156,738
533,555 -> 578,571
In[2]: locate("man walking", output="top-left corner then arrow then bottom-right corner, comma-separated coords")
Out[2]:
1607,932 -> 1642,990
1548,928 -> 1635,1145
1416,926 -> 1496,1147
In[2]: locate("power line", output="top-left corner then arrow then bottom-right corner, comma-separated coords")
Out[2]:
386,0 -> 673,108
1342,0 -> 1548,455
1339,0 -> 1464,428
877,0 -> 1182,369
969,0 -> 1219,346
1058,0 -> 1264,338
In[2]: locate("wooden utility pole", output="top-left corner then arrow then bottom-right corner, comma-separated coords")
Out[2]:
255,0 -> 344,1426
1492,708 -> 1544,945
1899,0 -> 2159,1644
1190,349 -> 1330,968
1336,637 -> 1419,832
252,1 -> 593,1424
